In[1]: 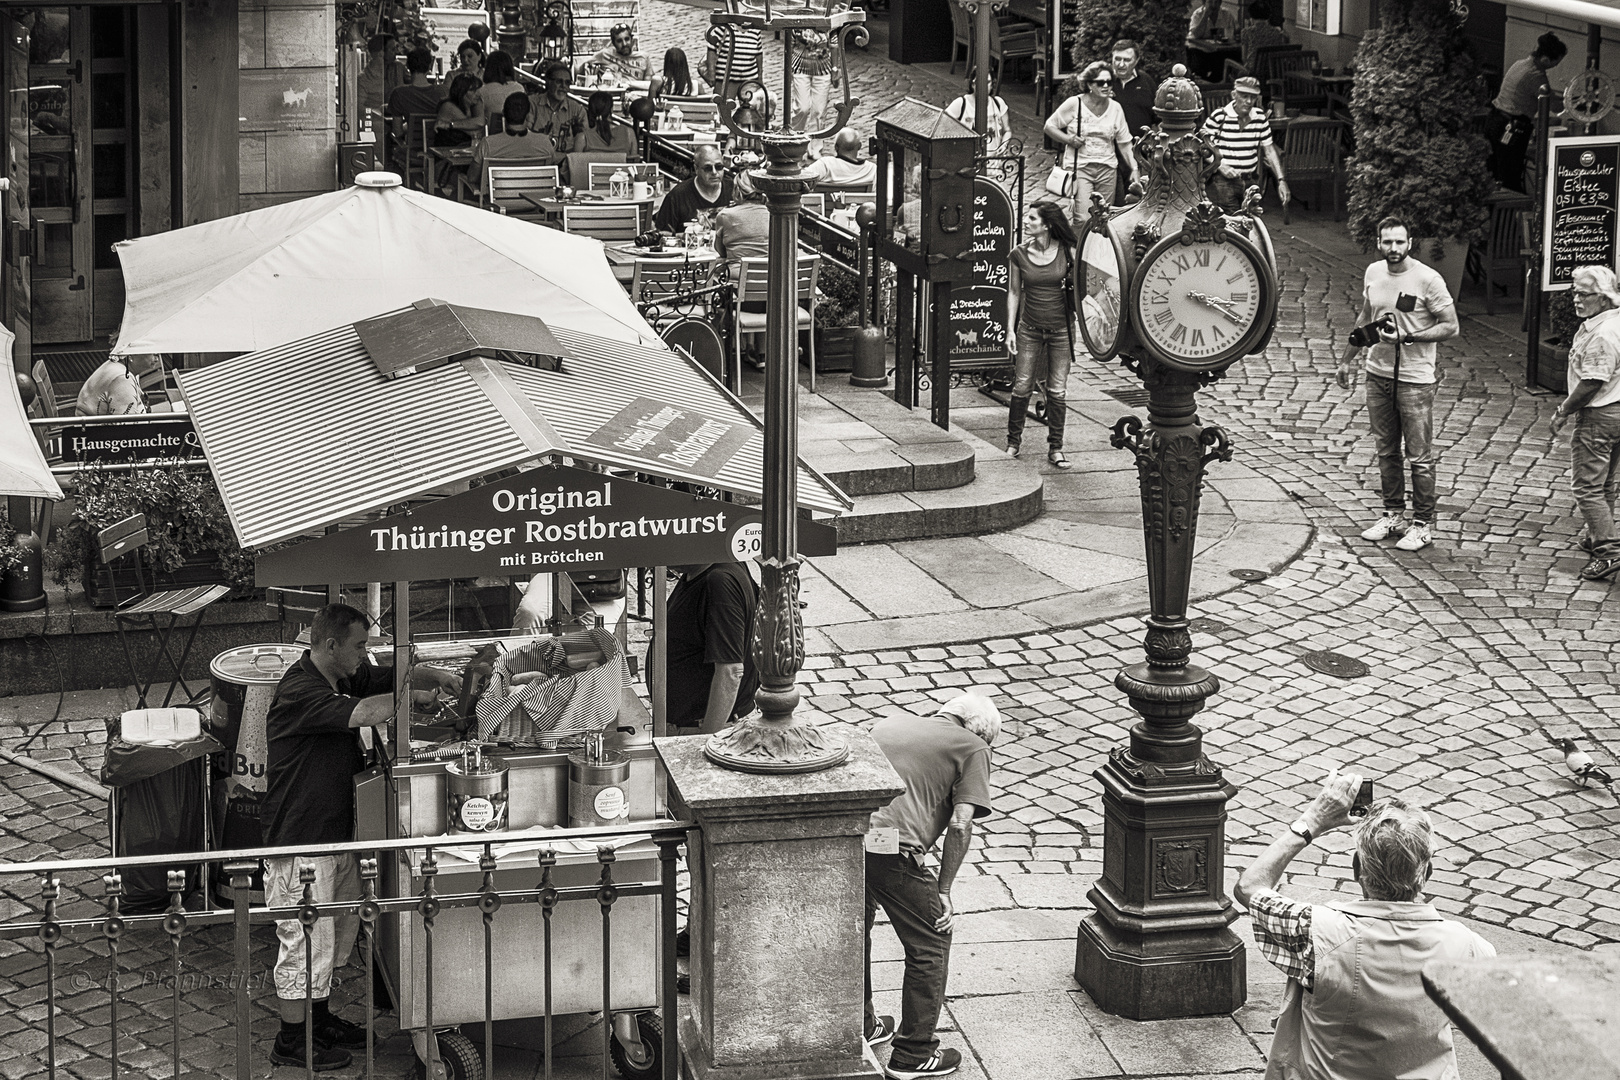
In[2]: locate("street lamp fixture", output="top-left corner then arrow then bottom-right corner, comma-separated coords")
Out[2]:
700,0 -> 867,775
538,3 -> 570,62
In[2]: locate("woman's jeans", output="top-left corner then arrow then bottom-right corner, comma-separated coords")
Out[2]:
1009,319 -> 1072,450
1069,161 -> 1116,225
1572,402 -> 1620,558
866,852 -> 950,1069
1365,373 -> 1438,523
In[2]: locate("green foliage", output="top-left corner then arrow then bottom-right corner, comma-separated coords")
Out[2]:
0,502 -> 30,575
1547,291 -> 1581,346
1346,0 -> 1492,252
816,262 -> 864,328
46,465 -> 254,593
1066,0 -> 1194,97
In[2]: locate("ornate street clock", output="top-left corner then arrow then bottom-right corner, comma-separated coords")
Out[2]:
1127,206 -> 1277,372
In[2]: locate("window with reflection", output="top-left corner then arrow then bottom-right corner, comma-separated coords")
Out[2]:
1080,229 -> 1121,354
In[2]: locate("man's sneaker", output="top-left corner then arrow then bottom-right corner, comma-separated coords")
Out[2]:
1360,513 -> 1407,541
1394,521 -> 1433,551
866,1015 -> 896,1049
270,1033 -> 352,1072
885,1049 -> 961,1079
314,1013 -> 368,1051
1580,555 -> 1620,581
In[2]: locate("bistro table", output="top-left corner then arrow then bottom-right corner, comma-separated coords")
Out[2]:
1186,35 -> 1241,82
1422,955 -> 1620,1080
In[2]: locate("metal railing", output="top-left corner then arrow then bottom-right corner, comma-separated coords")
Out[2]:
0,820 -> 691,1080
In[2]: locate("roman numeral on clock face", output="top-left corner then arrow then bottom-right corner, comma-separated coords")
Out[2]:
1194,249 -> 1210,267
1226,272 -> 1244,284
1191,329 -> 1205,347
1231,292 -> 1248,304
1168,323 -> 1187,343
1153,308 -> 1174,327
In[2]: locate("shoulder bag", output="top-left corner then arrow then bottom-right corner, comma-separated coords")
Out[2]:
1046,105 -> 1082,197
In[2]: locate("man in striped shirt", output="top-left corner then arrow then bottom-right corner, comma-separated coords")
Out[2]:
790,24 -> 836,157
1200,76 -> 1289,213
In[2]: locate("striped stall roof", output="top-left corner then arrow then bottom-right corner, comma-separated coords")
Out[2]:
177,317 -> 850,550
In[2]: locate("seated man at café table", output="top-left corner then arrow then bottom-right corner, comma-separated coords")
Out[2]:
385,45 -> 446,169
593,23 -> 663,94
530,60 -> 589,154
470,93 -> 558,194
654,144 -> 733,233
804,127 -> 877,189
1186,0 -> 1239,81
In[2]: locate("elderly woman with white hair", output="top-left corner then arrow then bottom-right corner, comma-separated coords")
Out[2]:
1549,263 -> 1620,581
862,692 -> 999,1080
1233,774 -> 1495,1080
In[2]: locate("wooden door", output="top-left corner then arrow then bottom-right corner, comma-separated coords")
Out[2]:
28,7 -> 92,344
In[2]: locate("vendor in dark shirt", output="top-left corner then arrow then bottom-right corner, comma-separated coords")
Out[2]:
260,603 -> 459,1072
665,561 -> 758,732
653,144 -> 732,235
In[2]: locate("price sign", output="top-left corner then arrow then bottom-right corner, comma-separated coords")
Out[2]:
1542,135 -> 1620,291
941,178 -> 1013,365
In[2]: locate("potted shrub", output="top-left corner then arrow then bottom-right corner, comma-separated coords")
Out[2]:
813,262 -> 864,373
1346,0 -> 1493,295
46,463 -> 255,608
0,501 -> 43,611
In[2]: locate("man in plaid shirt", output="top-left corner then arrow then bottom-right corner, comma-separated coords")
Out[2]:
1233,773 -> 1495,1080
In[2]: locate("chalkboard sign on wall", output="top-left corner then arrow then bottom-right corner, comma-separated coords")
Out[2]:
942,178 -> 1013,365
1542,135 -> 1620,291
1056,0 -> 1079,79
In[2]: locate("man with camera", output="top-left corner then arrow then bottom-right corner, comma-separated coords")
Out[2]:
1234,773 -> 1495,1080
1549,265 -> 1620,582
1336,216 -> 1460,552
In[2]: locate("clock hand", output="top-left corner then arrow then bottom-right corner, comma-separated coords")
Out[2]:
1186,290 -> 1242,321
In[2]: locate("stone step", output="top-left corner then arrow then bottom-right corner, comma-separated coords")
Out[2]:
834,426 -> 1045,545
799,381 -> 978,496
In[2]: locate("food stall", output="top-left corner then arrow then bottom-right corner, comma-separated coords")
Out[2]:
175,300 -> 848,1077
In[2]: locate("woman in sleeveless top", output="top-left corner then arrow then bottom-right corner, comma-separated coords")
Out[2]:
1006,202 -> 1078,467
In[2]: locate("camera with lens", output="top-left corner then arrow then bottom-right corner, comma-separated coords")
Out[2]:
1347,313 -> 1396,349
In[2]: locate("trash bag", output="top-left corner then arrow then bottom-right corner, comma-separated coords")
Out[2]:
102,723 -> 222,915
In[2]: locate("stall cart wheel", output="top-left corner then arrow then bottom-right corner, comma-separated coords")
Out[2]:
415,1030 -> 483,1080
609,1011 -> 663,1080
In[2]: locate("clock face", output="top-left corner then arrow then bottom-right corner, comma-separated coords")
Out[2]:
1133,235 -> 1269,369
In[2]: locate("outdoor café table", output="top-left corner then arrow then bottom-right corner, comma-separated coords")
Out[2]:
600,244 -> 720,286
1186,35 -> 1241,82
1421,954 -> 1620,1080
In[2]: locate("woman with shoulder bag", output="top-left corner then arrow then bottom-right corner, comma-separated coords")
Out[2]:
1042,60 -> 1138,226
1006,201 -> 1078,468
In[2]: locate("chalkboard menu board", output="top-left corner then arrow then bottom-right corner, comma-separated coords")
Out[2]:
1056,0 -> 1079,79
1542,135 -> 1620,291
942,178 -> 1013,366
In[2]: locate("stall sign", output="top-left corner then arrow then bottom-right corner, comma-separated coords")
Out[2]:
942,178 -> 1012,365
798,211 -> 861,273
60,419 -> 202,464
1542,135 -> 1620,290
582,396 -> 752,478
254,464 -> 838,586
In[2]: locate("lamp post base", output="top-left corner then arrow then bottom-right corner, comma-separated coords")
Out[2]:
1075,914 -> 1246,1021
704,704 -> 851,775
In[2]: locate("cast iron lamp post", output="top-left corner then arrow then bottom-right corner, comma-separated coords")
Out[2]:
950,0 -> 1003,142
702,0 -> 867,774
1070,66 -> 1278,1019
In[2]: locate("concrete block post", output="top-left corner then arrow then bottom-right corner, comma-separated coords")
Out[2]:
656,731 -> 905,1080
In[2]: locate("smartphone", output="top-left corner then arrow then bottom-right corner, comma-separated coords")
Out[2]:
1396,293 -> 1418,313
1348,779 -> 1375,817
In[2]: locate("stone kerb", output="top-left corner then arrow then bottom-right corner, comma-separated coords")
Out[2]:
657,730 -> 905,1080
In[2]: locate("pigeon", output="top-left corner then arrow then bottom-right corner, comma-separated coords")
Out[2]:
1547,736 -> 1614,789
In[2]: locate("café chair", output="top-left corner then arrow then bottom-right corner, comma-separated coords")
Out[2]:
733,253 -> 820,392
1202,86 -> 1233,115
948,1 -> 972,73
1252,43 -> 1304,95
97,514 -> 231,710
1266,50 -> 1321,109
988,19 -> 1039,93
802,192 -> 827,217
1280,117 -> 1345,224
397,112 -> 437,192
588,160 -> 659,191
631,259 -> 713,318
563,202 -> 642,241
1468,192 -> 1534,317
463,163 -> 559,216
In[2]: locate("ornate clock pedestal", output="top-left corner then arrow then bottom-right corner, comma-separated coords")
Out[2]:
1074,358 -> 1245,1020
1070,65 -> 1279,1020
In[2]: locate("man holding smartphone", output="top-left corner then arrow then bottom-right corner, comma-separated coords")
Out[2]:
1336,216 -> 1460,552
1234,773 -> 1495,1080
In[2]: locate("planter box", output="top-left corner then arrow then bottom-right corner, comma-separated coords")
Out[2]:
85,552 -> 233,609
811,326 -> 858,374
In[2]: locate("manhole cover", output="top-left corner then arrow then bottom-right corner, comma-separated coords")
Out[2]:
1188,618 -> 1229,634
1300,650 -> 1371,679
1229,568 -> 1269,582
1104,387 -> 1151,407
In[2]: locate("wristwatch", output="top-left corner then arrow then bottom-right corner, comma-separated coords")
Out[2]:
1402,333 -> 1416,345
1289,819 -> 1313,845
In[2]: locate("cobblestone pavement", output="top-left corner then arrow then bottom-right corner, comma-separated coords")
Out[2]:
2,4 -> 1619,1076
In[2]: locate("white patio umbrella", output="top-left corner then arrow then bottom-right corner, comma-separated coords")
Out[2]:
112,173 -> 656,356
1,325 -> 63,500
